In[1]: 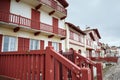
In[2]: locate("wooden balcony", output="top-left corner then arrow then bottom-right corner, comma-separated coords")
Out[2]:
21,0 -> 67,18
91,57 -> 119,63
39,0 -> 67,15
0,11 -> 66,37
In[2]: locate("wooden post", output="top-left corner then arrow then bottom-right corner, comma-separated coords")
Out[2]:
45,47 -> 54,80
96,62 -> 103,80
89,65 -> 94,80
81,68 -> 91,80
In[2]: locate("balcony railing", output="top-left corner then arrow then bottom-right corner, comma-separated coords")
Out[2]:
39,0 -> 67,15
0,11 -> 66,36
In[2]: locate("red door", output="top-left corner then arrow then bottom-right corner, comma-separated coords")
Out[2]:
0,34 -> 3,52
31,9 -> 40,30
0,0 -> 10,22
18,37 -> 29,51
53,17 -> 58,34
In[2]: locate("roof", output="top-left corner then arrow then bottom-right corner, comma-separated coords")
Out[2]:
65,22 -> 86,35
84,28 -> 101,39
57,0 -> 69,8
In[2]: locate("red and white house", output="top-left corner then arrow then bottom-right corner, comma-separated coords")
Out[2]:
84,27 -> 101,58
65,22 -> 86,56
0,0 -> 68,52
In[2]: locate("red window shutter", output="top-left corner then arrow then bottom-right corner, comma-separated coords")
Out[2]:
59,43 -> 62,51
0,0 -> 10,12
0,0 -> 10,22
40,40 -> 44,50
24,38 -> 29,51
53,17 -> 58,34
31,9 -> 40,30
48,41 -> 52,46
18,37 -> 24,51
18,37 -> 29,51
0,34 -> 3,52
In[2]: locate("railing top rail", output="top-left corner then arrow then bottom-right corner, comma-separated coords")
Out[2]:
74,52 -> 97,66
47,47 -> 84,74
0,50 -> 45,55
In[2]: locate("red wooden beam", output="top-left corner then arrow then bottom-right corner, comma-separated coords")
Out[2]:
60,16 -> 66,20
13,27 -> 20,32
49,11 -> 55,15
60,37 -> 66,40
35,4 -> 42,10
96,62 -> 103,80
48,35 -> 54,38
16,0 -> 20,2
34,32 -> 40,36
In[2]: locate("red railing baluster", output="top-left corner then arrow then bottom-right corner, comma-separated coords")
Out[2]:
27,55 -> 31,80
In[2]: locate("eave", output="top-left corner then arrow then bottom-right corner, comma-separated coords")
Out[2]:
57,0 -> 69,8
65,22 -> 86,35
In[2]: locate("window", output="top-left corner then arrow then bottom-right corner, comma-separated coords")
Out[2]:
3,36 -> 17,52
30,39 -> 39,50
52,42 -> 59,52
74,33 -> 79,41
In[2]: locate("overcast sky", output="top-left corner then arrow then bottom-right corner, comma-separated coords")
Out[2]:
66,0 -> 120,46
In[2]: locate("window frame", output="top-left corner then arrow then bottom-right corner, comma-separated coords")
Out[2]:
30,39 -> 40,50
2,35 -> 17,52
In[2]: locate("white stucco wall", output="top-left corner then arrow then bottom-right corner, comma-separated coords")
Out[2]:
59,20 -> 65,29
40,11 -> 52,25
10,0 -> 32,18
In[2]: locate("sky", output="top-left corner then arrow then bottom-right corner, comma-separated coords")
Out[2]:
66,0 -> 120,46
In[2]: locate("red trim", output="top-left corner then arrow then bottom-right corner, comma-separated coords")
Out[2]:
13,27 -> 20,32
0,34 -> 3,52
53,17 -> 58,34
48,35 -> 54,38
89,32 -> 95,41
40,40 -> 44,50
59,43 -> 62,51
93,29 -> 101,39
34,32 -> 40,36
16,0 -> 20,2
31,9 -> 40,30
0,0 -> 10,12
57,0 -> 69,8
18,37 -> 29,51
35,4 -> 42,10
48,41 -> 52,46
49,11 -> 55,15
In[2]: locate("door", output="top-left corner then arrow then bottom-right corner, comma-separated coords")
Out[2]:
53,17 -> 58,34
0,0 -> 10,22
31,9 -> 40,30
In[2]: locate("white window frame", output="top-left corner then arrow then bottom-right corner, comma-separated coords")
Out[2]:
30,39 -> 40,50
2,36 -> 17,52
52,42 -> 59,52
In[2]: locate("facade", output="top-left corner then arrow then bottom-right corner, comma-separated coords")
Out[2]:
65,22 -> 86,56
0,0 -> 69,52
84,27 -> 101,58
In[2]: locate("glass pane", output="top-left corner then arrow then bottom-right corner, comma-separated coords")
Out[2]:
30,39 -> 33,50
10,37 -> 16,51
30,39 -> 39,50
3,36 -> 9,51
35,40 -> 39,50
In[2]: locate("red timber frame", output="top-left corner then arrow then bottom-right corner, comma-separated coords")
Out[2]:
0,46 -> 100,80
0,11 -> 66,37
31,9 -> 40,30
0,34 -> 3,52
